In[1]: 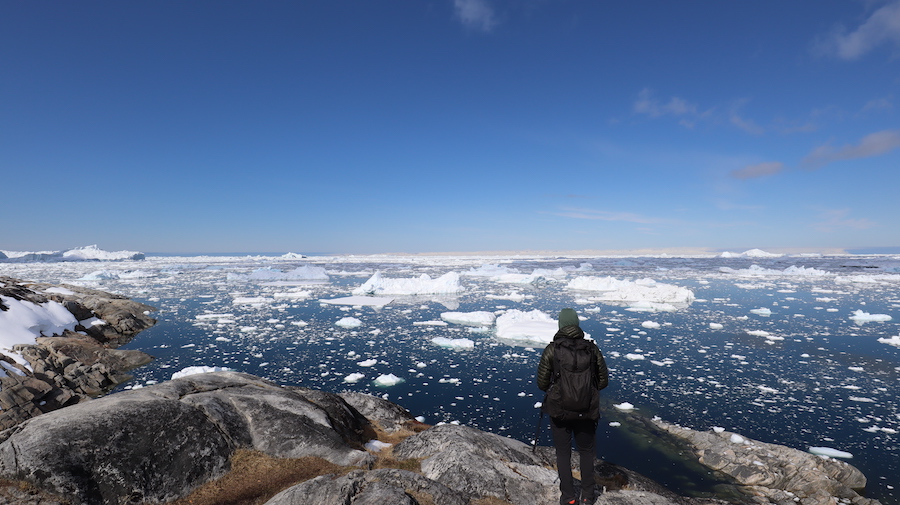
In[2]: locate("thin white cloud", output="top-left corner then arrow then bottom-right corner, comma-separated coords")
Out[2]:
453,0 -> 497,32
812,208 -> 876,232
861,96 -> 893,113
634,88 -> 699,118
820,0 -> 900,59
803,129 -> 900,168
554,208 -> 667,225
730,161 -> 785,180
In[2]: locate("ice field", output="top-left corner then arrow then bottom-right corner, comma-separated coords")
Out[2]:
1,250 -> 898,502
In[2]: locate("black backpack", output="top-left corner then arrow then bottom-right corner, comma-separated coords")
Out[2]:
544,338 -> 600,421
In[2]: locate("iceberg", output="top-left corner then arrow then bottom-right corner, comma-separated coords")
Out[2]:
431,337 -> 475,350
247,265 -> 329,283
344,372 -> 365,383
808,447 -> 853,459
1,245 -> 144,262
877,335 -> 900,347
353,271 -> 463,296
849,310 -> 892,323
494,309 -> 558,344
441,311 -> 496,327
336,317 -> 363,329
320,296 -> 394,307
567,276 -> 694,311
374,373 -> 403,387
171,366 -> 233,380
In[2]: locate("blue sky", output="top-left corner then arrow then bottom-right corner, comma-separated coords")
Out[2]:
2,1 -> 898,254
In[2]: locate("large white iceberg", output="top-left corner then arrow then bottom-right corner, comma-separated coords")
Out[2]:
494,310 -> 558,344
353,272 -> 463,296
567,276 -> 694,311
1,245 -> 144,262
849,310 -> 892,323
441,311 -> 496,327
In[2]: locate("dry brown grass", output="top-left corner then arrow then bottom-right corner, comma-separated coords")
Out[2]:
167,450 -> 348,505
168,422 -> 431,505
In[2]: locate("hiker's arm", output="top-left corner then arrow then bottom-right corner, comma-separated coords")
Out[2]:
595,347 -> 609,390
536,345 -> 553,391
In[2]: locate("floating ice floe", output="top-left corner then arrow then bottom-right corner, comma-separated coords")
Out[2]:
431,337 -> 475,350
566,276 -> 694,312
494,268 -> 569,285
494,309 -> 560,344
320,296 -> 394,307
750,307 -> 772,316
344,372 -> 365,383
720,248 -> 783,258
441,311 -> 496,327
232,296 -> 274,306
171,366 -> 233,380
709,323 -> 724,330
641,321 -> 660,329
357,359 -> 378,367
808,447 -> 853,459
625,353 -> 645,361
241,265 -> 329,283
849,310 -> 892,323
877,335 -> 900,347
613,402 -> 635,411
719,265 -> 830,277
273,290 -> 312,300
374,373 -> 403,386
463,264 -> 520,277
336,317 -> 363,329
353,272 -> 463,296
79,270 -> 120,281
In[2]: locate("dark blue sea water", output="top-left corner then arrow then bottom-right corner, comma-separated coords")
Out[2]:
3,253 -> 898,502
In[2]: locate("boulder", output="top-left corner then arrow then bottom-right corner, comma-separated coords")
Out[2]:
264,469 -> 468,505
0,372 -> 375,505
339,390 -> 419,432
651,419 -> 879,505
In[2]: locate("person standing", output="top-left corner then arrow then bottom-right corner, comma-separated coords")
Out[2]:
536,308 -> 609,505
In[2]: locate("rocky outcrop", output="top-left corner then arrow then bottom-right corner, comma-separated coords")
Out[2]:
0,371 -> 881,505
0,277 -> 156,429
651,419 -> 877,505
0,372 -> 375,505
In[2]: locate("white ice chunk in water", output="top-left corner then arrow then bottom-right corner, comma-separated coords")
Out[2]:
849,310 -> 892,323
320,296 -> 394,307
641,321 -> 660,329
709,323 -> 724,330
441,311 -> 496,327
614,402 -> 635,411
336,317 -> 363,328
809,447 -> 853,459
567,276 -> 694,311
357,359 -> 378,367
353,271 -> 462,295
431,337 -> 475,350
494,309 -> 559,344
171,366 -> 233,380
877,334 -> 900,347
374,373 -> 403,386
750,308 -> 772,316
344,372 -> 365,383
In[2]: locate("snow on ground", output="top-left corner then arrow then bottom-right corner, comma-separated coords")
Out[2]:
352,272 -> 463,295
0,295 -> 77,365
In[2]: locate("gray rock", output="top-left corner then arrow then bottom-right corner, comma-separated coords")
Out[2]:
0,372 -> 375,505
339,391 -> 419,432
263,469 -> 467,505
652,419 -> 879,505
393,423 -> 560,505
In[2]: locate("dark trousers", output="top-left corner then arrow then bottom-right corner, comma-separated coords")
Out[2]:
550,416 -> 597,502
